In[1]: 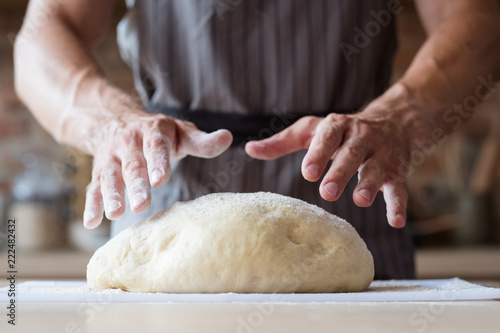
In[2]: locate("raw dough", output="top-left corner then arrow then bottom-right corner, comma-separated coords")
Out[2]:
87,192 -> 374,293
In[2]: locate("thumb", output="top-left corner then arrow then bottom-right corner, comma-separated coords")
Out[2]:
180,127 -> 233,158
245,116 -> 321,160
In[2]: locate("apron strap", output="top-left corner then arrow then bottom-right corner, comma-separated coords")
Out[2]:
148,104 -> 360,147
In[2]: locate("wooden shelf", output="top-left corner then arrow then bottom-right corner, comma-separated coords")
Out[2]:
0,249 -> 93,280
416,246 -> 500,280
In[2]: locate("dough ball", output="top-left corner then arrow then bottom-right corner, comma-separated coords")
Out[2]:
87,192 -> 374,293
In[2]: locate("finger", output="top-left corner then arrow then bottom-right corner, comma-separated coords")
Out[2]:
181,128 -> 233,159
99,157 -> 126,220
382,179 -> 408,228
353,160 -> 385,207
319,139 -> 367,201
245,116 -> 321,160
301,117 -> 345,182
122,156 -> 151,214
119,134 -> 151,214
143,130 -> 172,188
83,180 -> 104,229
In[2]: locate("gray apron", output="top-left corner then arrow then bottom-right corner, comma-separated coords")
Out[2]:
114,0 -> 415,279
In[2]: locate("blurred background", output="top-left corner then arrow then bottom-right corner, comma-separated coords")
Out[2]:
0,0 -> 499,281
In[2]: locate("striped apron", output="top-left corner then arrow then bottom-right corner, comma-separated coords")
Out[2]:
113,0 -> 415,279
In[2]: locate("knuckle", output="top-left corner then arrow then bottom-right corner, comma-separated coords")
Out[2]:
328,168 -> 347,182
299,115 -> 319,126
364,161 -> 385,177
154,151 -> 170,167
310,144 -> 334,162
145,116 -> 168,129
145,135 -> 169,152
343,144 -> 363,161
122,159 -> 144,177
360,123 -> 377,138
326,113 -> 348,123
393,200 -> 406,211
129,177 -> 149,192
181,120 -> 198,131
296,116 -> 321,133
119,128 -> 140,146
316,125 -> 336,143
104,165 -> 122,180
325,113 -> 336,122
92,156 -> 120,178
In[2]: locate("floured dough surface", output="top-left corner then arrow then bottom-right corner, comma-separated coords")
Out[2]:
87,192 -> 374,293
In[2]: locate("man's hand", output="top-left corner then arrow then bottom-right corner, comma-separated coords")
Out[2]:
247,0 -> 500,229
245,107 -> 410,228
84,113 -> 232,229
12,0 -> 232,229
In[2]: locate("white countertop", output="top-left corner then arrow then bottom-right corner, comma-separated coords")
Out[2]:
1,299 -> 499,333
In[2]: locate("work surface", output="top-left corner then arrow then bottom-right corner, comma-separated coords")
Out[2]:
1,279 -> 499,333
2,300 -> 500,333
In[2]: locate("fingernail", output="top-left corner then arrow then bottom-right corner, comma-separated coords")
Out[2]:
253,141 -> 266,148
151,168 -> 164,184
131,192 -> 147,208
324,182 -> 339,197
306,164 -> 319,178
106,200 -> 122,214
359,189 -> 371,202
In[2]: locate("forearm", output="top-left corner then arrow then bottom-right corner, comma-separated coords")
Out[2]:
365,2 -> 500,151
14,4 -> 143,155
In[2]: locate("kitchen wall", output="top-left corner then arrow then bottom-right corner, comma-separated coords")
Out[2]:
0,0 -> 499,251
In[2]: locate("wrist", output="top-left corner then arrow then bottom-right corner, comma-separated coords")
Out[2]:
57,76 -> 147,155
361,82 -> 441,153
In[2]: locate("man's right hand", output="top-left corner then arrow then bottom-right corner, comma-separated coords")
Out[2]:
13,0 -> 232,229
83,112 -> 232,229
